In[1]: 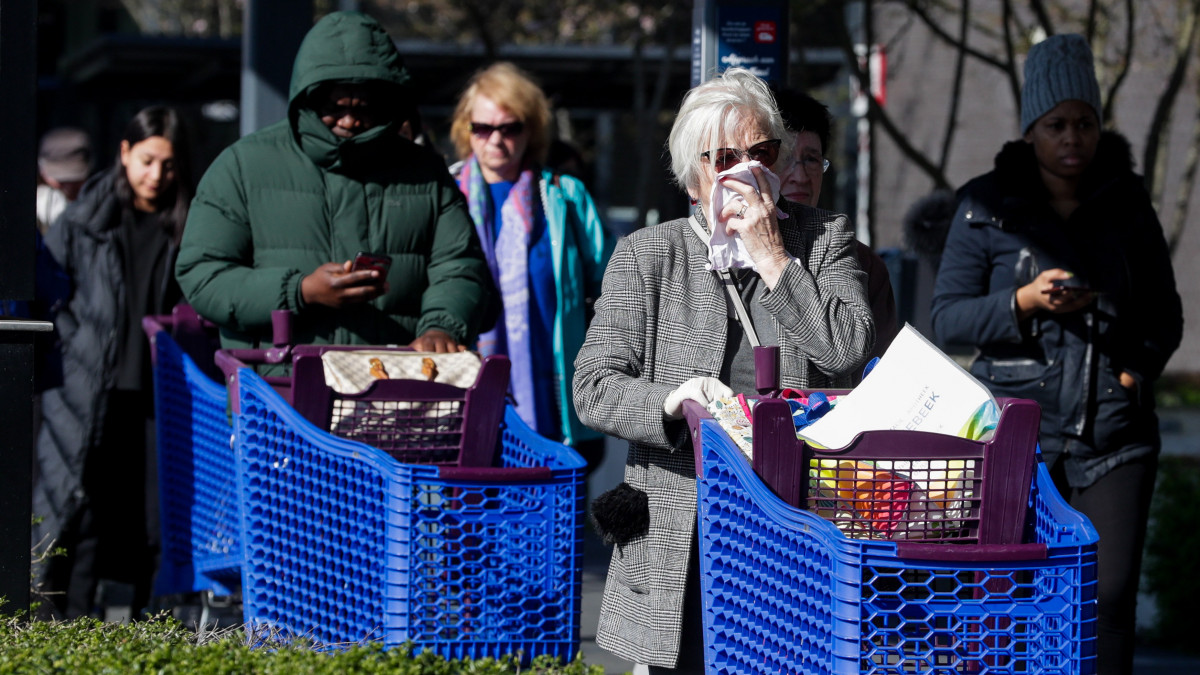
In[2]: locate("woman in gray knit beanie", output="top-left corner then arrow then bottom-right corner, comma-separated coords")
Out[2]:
1020,33 -> 1103,134
932,33 -> 1183,675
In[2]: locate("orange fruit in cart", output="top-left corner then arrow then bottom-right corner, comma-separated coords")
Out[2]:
820,460 -> 912,534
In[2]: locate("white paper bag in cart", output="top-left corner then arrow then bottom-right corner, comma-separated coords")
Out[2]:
319,350 -> 483,435
797,324 -> 999,450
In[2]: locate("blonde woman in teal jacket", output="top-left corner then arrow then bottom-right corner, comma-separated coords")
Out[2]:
450,62 -> 614,471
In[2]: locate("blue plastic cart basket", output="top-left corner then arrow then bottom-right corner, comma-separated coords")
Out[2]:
144,309 -> 240,597
686,397 -> 1099,675
230,366 -> 586,661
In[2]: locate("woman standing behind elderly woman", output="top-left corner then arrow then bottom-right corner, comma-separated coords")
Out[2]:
449,62 -> 614,471
573,68 -> 873,672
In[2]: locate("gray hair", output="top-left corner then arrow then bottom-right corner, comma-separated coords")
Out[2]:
667,67 -> 792,196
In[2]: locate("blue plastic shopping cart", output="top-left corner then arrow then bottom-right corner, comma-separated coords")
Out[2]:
146,306 -> 585,662
683,393 -> 1099,675
225,367 -> 584,660
143,307 -> 239,598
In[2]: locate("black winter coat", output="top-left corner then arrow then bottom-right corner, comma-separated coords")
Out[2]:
32,167 -> 181,554
931,132 -> 1183,487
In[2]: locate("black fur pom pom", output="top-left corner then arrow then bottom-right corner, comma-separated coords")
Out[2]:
590,482 -> 650,547
903,190 -> 958,266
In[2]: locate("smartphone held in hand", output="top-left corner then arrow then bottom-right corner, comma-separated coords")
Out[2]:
1042,277 -> 1093,294
351,251 -> 392,276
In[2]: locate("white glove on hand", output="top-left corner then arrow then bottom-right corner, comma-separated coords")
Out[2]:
663,377 -> 734,420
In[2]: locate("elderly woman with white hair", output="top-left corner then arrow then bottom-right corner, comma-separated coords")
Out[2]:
573,67 -> 874,672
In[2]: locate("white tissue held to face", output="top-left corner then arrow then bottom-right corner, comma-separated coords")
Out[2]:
705,160 -> 788,273
664,376 -> 735,420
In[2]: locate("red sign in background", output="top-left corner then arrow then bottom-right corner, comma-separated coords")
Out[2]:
754,20 -> 777,44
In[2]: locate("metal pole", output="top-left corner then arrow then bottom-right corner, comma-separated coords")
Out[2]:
864,0 -> 876,247
692,0 -> 715,87
240,0 -> 313,136
847,0 -> 875,247
0,0 -> 42,616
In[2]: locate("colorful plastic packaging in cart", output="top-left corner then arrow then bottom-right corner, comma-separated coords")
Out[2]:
808,457 -> 976,539
707,392 -> 838,460
707,394 -> 984,540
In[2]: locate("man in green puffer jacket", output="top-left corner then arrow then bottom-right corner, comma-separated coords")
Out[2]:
177,11 -> 495,353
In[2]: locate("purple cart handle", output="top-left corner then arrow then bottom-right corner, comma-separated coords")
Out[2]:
754,345 -> 780,395
141,316 -> 168,366
142,315 -> 168,342
215,350 -> 253,380
214,350 -> 247,413
684,400 -> 709,478
437,466 -> 553,482
271,309 -> 292,347
894,542 -> 1048,561
266,310 -> 293,363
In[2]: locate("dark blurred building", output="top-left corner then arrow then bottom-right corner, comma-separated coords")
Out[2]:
37,2 -> 844,235
38,1 -> 241,181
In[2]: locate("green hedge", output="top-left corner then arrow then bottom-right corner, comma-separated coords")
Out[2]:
0,614 -> 605,674
1142,454 -> 1200,652
1155,376 -> 1200,408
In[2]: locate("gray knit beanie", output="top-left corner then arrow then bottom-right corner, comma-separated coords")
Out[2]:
1020,34 -> 1102,134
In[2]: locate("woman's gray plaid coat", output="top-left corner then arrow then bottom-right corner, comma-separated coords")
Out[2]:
572,203 -> 875,667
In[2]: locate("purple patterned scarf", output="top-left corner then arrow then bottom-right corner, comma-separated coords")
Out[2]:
457,157 -> 537,428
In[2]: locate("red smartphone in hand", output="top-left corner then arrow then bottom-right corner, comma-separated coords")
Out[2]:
351,251 -> 392,276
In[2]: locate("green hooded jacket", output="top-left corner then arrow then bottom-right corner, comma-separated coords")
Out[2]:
176,11 -> 494,350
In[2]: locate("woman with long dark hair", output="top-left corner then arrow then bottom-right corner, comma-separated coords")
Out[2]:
33,105 -> 194,619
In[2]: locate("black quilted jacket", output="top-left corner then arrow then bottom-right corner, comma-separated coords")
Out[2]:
931,131 -> 1182,486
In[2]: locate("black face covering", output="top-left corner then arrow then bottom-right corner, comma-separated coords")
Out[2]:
294,80 -> 414,174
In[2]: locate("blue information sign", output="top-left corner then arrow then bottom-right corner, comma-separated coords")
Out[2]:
716,4 -> 786,84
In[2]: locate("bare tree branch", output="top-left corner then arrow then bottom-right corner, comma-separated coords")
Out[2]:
903,0 -> 1010,71
938,0 -> 970,174
1027,0 -> 1056,35
916,0 -> 1006,43
1167,94 -> 1199,255
1085,0 -> 1098,42
461,0 -> 500,59
1167,18 -> 1200,255
836,3 -> 951,189
868,97 -> 950,187
1143,2 -> 1199,200
872,6 -> 917,70
1101,0 -> 1135,125
900,0 -> 1022,131
1000,0 -> 1022,116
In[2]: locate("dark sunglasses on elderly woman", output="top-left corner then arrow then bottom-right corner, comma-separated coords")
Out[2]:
469,121 -> 526,138
701,138 -> 782,172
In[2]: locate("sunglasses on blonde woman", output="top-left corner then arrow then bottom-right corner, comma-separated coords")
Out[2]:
701,138 -> 782,172
469,121 -> 525,138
